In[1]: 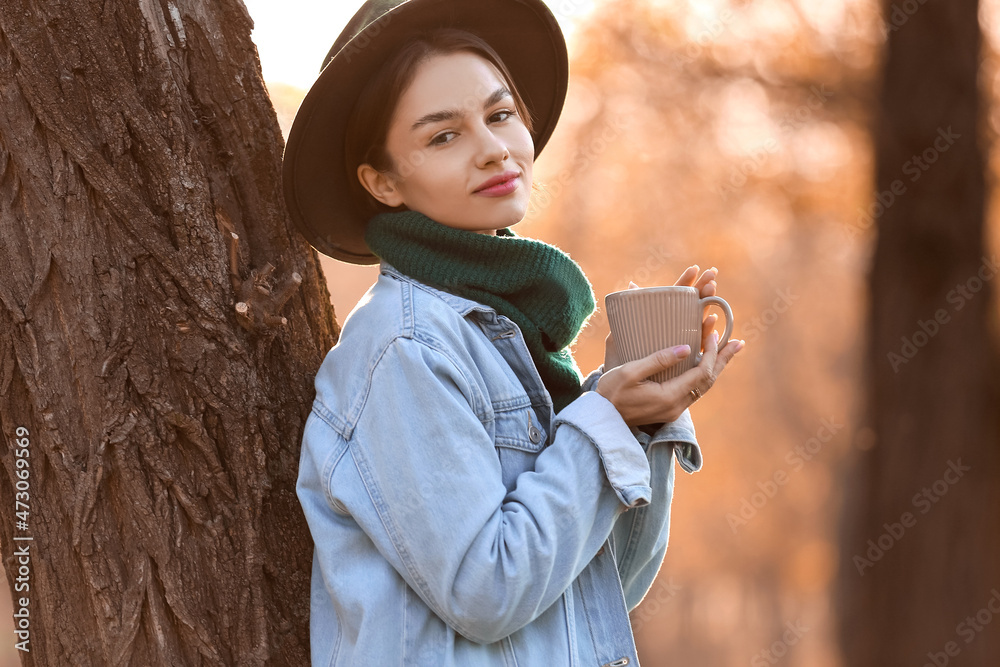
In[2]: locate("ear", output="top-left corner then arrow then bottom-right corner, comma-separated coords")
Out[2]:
357,163 -> 405,208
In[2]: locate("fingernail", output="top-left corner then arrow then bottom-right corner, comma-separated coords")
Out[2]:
735,340 -> 745,351
713,331 -> 720,344
673,345 -> 691,356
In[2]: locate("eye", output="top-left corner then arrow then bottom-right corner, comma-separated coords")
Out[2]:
490,109 -> 515,123
429,131 -> 456,146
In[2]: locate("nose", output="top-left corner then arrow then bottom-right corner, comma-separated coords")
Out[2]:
472,121 -> 509,168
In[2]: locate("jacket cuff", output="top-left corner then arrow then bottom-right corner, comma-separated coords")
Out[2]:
554,391 -> 652,508
578,365 -> 703,474
581,365 -> 604,394
648,409 -> 703,473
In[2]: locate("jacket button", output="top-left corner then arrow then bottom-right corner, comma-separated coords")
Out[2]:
528,425 -> 542,444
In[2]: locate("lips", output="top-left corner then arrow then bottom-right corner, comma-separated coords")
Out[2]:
474,171 -> 520,195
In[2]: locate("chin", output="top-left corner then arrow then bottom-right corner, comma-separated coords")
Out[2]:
495,203 -> 529,228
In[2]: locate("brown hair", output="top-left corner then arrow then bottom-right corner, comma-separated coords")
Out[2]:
344,28 -> 535,218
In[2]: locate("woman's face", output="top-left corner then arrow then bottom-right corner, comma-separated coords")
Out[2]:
358,51 -> 534,234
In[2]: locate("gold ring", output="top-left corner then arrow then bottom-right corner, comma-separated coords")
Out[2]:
689,386 -> 703,401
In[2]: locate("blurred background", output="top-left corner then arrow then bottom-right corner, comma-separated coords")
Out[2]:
4,0 -> 998,664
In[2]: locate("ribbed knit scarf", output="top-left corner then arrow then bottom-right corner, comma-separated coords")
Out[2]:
364,210 -> 597,413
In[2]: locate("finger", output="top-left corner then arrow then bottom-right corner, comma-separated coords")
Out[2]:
605,329 -> 619,348
713,338 -> 745,376
673,347 -> 714,400
694,267 -> 717,294
698,329 -> 720,381
606,333 -> 619,356
701,313 -> 718,345
674,265 -> 698,287
625,344 -> 692,382
628,280 -> 642,289
697,272 -> 717,298
700,317 -> 718,347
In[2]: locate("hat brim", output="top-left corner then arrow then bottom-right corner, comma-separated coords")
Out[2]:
282,0 -> 569,264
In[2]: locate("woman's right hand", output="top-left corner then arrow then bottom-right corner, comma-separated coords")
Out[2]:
595,323 -> 743,427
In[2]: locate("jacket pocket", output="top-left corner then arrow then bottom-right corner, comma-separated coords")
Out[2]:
492,399 -> 548,493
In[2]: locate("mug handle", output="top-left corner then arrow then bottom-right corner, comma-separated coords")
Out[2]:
693,296 -> 733,364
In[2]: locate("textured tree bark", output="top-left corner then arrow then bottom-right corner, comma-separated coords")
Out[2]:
838,0 -> 1000,664
0,0 -> 339,664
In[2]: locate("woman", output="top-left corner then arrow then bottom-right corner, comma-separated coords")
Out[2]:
284,1 -> 744,664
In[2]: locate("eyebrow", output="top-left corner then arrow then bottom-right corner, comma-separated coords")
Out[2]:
410,86 -> 513,132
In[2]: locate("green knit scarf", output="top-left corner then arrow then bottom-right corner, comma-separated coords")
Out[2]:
364,210 -> 597,413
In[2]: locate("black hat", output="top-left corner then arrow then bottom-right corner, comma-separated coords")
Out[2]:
281,0 -> 569,264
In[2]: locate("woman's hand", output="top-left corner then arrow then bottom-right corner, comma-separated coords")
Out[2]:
677,264 -> 721,353
597,265 -> 745,427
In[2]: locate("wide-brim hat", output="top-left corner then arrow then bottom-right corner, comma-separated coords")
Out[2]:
281,0 -> 569,264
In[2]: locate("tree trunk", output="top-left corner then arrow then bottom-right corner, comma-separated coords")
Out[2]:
838,0 -> 1000,664
0,0 -> 339,664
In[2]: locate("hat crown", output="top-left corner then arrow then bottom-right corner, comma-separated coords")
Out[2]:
322,0 -> 403,72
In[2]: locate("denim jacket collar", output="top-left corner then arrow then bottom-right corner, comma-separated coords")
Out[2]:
379,259 -> 502,323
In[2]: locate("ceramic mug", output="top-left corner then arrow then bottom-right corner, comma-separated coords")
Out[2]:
604,286 -> 734,383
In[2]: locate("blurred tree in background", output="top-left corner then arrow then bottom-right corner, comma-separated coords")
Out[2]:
838,0 -> 1000,664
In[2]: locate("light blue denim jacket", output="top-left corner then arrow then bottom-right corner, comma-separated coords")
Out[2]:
296,260 -> 703,667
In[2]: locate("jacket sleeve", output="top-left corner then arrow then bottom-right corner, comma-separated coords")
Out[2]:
324,336 -> 654,645
583,365 -> 703,612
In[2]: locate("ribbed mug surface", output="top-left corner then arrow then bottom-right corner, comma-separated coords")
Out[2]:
605,286 -> 732,384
